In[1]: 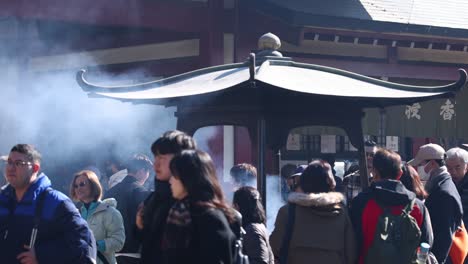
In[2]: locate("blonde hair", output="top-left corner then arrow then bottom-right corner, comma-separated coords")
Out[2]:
70,170 -> 102,202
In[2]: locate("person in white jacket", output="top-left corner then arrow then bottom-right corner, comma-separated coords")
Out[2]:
71,170 -> 125,264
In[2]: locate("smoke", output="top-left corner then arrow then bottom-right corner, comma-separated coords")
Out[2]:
0,19 -> 179,191
193,126 -> 219,154
266,174 -> 285,233
0,66 -> 178,189
0,18 -> 224,193
194,126 -> 236,199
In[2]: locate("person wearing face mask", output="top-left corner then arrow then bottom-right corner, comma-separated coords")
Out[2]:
408,143 -> 463,264
416,157 -> 433,184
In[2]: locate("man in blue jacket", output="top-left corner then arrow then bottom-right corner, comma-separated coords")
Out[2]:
409,143 -> 463,264
0,144 -> 97,264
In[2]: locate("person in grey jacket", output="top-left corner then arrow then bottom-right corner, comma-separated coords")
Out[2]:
71,170 -> 125,264
233,186 -> 274,264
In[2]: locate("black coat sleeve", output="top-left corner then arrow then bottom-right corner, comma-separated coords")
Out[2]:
195,210 -> 236,264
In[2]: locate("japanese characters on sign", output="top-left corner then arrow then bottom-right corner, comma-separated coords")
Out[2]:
405,103 -> 421,120
404,99 -> 455,121
440,99 -> 455,120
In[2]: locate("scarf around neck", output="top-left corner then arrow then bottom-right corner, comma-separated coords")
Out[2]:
162,198 -> 192,250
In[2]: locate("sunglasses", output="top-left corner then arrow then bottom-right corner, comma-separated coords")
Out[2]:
73,181 -> 88,189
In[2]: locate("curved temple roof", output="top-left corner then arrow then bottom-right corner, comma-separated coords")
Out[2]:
77,54 -> 467,108
76,35 -> 467,200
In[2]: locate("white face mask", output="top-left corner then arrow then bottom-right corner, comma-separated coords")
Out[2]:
417,162 -> 431,181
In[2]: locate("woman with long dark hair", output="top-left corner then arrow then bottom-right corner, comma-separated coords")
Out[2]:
233,186 -> 274,264
401,164 -> 428,200
162,149 -> 237,264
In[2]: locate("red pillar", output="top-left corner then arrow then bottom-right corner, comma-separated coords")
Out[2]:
199,0 -> 224,67
198,0 -> 225,174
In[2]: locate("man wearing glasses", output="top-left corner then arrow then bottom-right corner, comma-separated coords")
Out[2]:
0,144 -> 97,264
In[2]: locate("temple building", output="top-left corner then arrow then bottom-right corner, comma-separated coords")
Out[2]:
1,0 -> 468,178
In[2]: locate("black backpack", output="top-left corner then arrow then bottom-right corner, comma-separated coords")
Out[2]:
233,229 -> 249,264
365,199 -> 421,264
230,209 -> 249,264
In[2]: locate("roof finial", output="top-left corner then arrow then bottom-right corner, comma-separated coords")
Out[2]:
258,32 -> 281,50
257,32 -> 282,57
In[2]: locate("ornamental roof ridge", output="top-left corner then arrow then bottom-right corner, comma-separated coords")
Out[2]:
76,33 -> 466,108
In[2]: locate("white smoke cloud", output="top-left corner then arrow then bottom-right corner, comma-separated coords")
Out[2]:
266,174 -> 285,233
0,19 -> 178,191
0,68 -> 177,176
0,18 -> 226,192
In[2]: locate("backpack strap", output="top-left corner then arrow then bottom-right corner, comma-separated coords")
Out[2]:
401,199 -> 416,216
279,203 -> 296,264
375,198 -> 415,216
29,188 -> 51,248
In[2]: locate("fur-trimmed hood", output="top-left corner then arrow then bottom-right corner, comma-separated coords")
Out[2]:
269,191 -> 357,264
288,192 -> 345,208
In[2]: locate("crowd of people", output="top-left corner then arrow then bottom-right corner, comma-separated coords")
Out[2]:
0,132 -> 467,264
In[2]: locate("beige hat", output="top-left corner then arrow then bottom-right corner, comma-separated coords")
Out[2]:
407,143 -> 446,166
